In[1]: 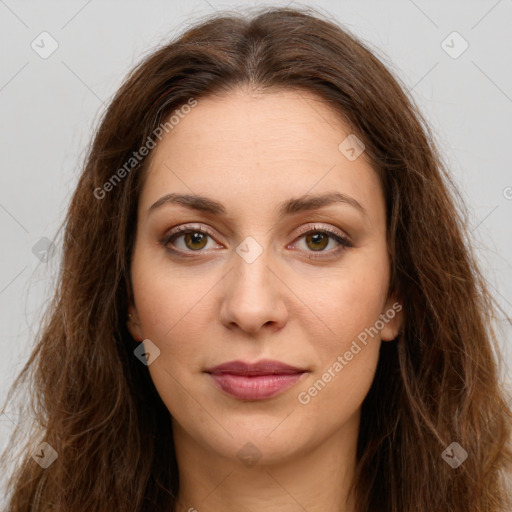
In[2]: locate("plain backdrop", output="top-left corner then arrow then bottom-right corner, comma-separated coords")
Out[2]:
1,0 -> 511,498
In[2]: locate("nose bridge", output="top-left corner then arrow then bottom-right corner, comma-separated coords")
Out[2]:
231,234 -> 276,299
220,233 -> 287,332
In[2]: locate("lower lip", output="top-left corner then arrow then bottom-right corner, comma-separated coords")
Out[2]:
207,372 -> 306,400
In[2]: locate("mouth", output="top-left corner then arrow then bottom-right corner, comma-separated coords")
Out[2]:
204,359 -> 309,400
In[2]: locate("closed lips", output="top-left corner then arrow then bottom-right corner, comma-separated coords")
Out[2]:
204,360 -> 309,400
205,360 -> 308,376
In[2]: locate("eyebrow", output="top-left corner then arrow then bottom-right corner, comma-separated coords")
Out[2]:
148,191 -> 367,219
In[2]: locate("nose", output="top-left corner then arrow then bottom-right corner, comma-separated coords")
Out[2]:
219,243 -> 288,335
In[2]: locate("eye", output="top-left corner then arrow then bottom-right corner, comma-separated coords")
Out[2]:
161,225 -> 221,255
291,225 -> 352,259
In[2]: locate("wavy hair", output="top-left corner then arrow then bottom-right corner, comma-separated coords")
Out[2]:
2,5 -> 511,512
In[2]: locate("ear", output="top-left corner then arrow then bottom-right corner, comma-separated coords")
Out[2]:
380,294 -> 403,342
127,304 -> 144,342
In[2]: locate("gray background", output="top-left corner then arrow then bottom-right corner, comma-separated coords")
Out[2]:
1,0 -> 511,498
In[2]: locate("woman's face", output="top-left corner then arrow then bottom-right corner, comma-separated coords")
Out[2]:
128,87 -> 401,465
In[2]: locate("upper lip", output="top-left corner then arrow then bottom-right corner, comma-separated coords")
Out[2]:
205,359 -> 307,376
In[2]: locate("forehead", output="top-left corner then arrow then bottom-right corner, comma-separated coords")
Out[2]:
139,88 -> 384,225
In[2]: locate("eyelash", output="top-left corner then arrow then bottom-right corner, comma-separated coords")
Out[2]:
160,223 -> 353,260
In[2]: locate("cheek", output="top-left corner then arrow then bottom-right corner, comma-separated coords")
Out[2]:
293,276 -> 386,423
130,247 -> 219,373
131,239 -> 200,333
293,248 -> 389,408
297,247 -> 390,353
130,261 -> 212,421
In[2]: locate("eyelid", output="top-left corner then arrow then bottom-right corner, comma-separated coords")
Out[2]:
165,223 -> 218,240
292,223 -> 351,243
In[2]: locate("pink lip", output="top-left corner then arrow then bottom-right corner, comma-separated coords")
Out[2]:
204,360 -> 308,400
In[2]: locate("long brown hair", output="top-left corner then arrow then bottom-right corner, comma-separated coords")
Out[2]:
2,5 -> 511,511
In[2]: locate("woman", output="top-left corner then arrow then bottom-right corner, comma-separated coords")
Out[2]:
1,5 -> 511,512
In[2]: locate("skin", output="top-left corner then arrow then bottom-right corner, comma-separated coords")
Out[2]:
127,87 -> 402,512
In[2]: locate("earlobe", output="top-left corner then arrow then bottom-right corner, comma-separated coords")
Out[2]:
127,308 -> 143,341
380,299 -> 403,342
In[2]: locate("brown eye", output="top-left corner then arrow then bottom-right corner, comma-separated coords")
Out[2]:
291,227 -> 353,260
305,232 -> 329,251
181,231 -> 208,250
160,226 -> 214,256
